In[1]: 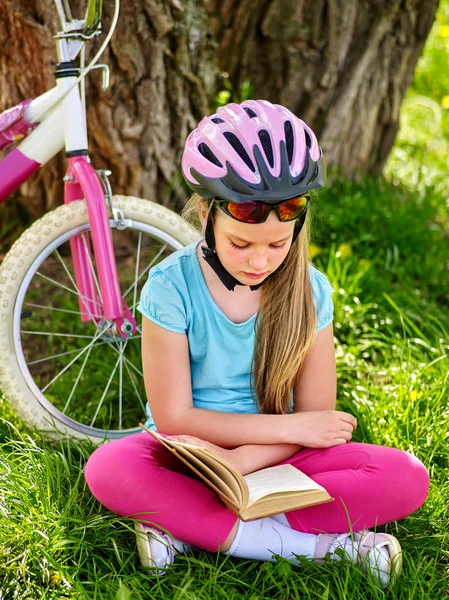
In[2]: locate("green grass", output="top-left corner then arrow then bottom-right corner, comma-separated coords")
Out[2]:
8,227 -> 179,434
385,0 -> 449,202
1,172 -> 449,598
2,8 -> 449,592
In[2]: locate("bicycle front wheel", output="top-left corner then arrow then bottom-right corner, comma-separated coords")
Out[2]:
0,196 -> 201,443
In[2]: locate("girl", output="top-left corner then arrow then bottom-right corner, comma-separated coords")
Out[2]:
85,99 -> 429,588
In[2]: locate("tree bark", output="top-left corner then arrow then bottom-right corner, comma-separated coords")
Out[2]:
0,0 -> 439,220
0,0 -> 219,218
207,0 -> 439,177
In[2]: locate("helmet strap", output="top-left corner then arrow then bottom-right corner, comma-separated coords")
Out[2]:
200,210 -> 306,292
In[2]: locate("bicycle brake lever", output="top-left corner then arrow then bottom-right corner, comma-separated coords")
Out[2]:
100,65 -> 110,91
83,64 -> 110,91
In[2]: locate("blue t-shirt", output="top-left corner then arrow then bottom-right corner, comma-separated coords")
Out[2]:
137,240 -> 334,429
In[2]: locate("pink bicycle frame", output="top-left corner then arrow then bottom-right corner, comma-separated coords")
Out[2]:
0,79 -> 136,337
64,156 -> 135,331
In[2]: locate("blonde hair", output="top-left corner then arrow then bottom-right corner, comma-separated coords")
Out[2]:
182,193 -> 317,414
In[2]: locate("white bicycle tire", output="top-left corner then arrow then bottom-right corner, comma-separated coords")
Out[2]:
0,195 -> 201,444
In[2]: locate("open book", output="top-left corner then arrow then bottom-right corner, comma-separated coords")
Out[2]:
139,423 -> 333,521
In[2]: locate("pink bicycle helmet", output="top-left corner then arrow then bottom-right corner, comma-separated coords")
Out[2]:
181,99 -> 325,203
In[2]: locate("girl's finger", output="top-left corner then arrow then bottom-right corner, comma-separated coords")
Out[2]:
339,422 -> 355,434
338,412 -> 357,429
167,435 -> 197,444
334,438 -> 347,446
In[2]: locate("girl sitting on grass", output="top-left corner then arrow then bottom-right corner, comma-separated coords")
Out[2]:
85,99 -> 429,588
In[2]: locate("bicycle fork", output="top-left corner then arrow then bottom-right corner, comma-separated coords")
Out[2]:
64,155 -> 136,337
53,35 -> 137,339
0,41 -> 137,337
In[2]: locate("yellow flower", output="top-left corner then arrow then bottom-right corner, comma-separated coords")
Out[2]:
217,90 -> 231,105
309,243 -> 322,259
439,25 -> 449,37
410,390 -> 423,402
359,258 -> 371,270
442,96 -> 449,110
50,572 -> 64,586
336,243 -> 353,259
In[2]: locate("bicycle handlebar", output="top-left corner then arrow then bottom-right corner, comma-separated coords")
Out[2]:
84,0 -> 103,36
54,0 -> 103,37
54,0 -> 70,29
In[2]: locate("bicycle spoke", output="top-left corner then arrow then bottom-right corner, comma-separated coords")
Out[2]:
120,350 -> 143,378
109,337 -> 147,426
25,302 -> 102,319
104,337 -> 143,378
119,357 -> 123,429
122,356 -> 147,414
81,233 -> 103,306
63,341 -> 95,415
41,324 -> 109,393
36,271 -> 103,310
53,247 -> 101,322
27,339 -> 110,366
10,198 -> 186,435
132,232 -> 142,319
118,339 -> 126,429
90,352 -> 121,428
128,301 -> 145,322
22,330 -> 97,340
53,247 -> 76,286
123,244 -> 168,299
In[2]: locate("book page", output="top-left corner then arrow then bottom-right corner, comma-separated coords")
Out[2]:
139,424 -> 246,509
244,464 -> 327,507
184,446 -> 244,506
196,448 -> 249,507
241,491 -> 334,521
175,445 -> 242,507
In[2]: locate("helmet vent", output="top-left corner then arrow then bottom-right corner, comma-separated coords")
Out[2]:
258,130 -> 274,168
304,129 -> 312,149
223,131 -> 255,172
284,121 -> 294,165
211,117 -> 225,124
243,107 -> 257,118
198,143 -> 223,168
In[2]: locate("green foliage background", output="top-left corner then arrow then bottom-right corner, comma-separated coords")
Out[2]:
1,4 -> 449,598
386,0 -> 449,196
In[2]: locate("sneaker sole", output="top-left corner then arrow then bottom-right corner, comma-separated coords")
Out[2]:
134,521 -> 158,570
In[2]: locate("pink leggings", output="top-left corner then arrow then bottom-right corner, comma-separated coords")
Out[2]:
84,434 -> 429,553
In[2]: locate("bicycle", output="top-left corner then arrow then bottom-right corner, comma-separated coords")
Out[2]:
0,0 -> 200,444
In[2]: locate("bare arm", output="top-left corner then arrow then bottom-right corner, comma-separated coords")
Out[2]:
142,318 -> 356,451
164,436 -> 300,475
230,322 -> 341,472
293,322 -> 337,412
202,322 -> 341,473
143,316 -> 292,447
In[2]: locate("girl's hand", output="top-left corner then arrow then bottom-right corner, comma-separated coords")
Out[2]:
165,434 -> 220,454
165,435 -> 244,471
289,410 -> 357,448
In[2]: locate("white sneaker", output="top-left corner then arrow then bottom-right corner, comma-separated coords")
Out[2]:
315,530 -> 403,588
134,522 -> 190,574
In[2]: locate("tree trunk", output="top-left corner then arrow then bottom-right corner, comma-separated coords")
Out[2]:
208,0 -> 439,177
0,0 -> 219,218
0,0 -> 439,220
